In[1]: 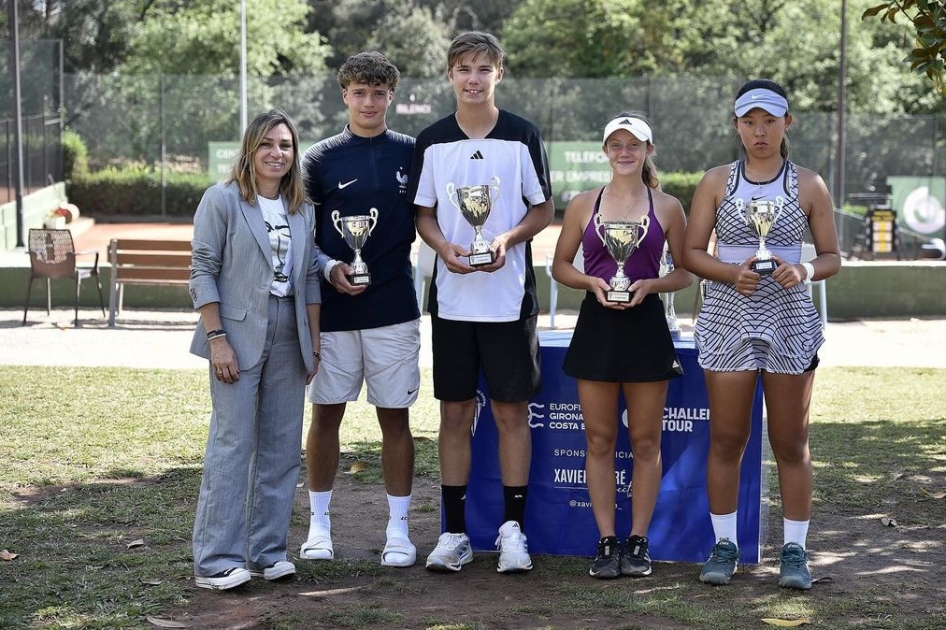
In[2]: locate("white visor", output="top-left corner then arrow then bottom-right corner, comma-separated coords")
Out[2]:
734,88 -> 789,117
602,117 -> 653,145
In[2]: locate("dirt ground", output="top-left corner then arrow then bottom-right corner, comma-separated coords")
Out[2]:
175,468 -> 946,630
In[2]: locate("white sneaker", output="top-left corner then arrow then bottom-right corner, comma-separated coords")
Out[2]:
495,521 -> 532,573
425,532 -> 473,572
248,560 -> 296,581
194,567 -> 251,590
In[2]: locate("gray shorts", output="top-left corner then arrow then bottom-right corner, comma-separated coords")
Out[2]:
306,319 -> 421,408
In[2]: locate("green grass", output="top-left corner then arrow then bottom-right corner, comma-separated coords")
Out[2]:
1,365 -> 944,629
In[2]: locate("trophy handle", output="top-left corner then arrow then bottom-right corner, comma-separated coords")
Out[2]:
774,195 -> 785,224
592,213 -> 608,247
367,207 -> 379,236
733,198 -> 746,224
489,176 -> 501,206
445,183 -> 460,211
637,215 -> 650,244
331,210 -> 344,237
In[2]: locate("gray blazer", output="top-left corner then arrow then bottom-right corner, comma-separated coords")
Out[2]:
189,182 -> 322,373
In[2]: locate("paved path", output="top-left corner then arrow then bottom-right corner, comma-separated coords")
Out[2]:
3,307 -> 945,371
5,221 -> 945,371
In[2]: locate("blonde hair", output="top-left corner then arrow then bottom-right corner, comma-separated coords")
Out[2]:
447,31 -> 505,71
228,109 -> 306,214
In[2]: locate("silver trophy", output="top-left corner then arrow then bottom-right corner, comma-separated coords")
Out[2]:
446,176 -> 500,266
331,207 -> 379,286
735,196 -> 784,275
659,244 -> 681,338
593,214 -> 650,303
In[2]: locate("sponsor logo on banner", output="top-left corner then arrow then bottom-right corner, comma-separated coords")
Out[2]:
527,402 -> 545,428
547,402 -> 585,430
662,406 -> 709,432
471,390 -> 488,436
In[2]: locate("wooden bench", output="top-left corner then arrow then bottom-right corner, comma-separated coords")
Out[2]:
108,238 -> 191,326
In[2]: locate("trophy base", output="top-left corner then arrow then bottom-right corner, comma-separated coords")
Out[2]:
469,251 -> 495,266
349,272 -> 371,286
606,290 -> 631,303
752,259 -> 776,275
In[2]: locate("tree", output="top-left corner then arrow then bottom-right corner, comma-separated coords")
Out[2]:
862,0 -> 946,96
123,0 -> 329,76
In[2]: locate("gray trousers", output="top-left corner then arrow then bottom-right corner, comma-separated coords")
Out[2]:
193,295 -> 306,576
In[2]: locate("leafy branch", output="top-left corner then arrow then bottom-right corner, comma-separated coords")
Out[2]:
863,0 -> 946,95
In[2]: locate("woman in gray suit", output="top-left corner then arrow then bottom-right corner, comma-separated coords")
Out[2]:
189,109 -> 323,591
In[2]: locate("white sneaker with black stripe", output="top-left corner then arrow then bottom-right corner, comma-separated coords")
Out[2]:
495,521 -> 532,573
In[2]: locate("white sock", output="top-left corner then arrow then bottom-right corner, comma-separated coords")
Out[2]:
783,518 -> 809,549
710,511 -> 738,545
386,493 -> 411,539
308,490 -> 332,536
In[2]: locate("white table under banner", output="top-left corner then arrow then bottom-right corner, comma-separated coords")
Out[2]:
455,330 -> 767,564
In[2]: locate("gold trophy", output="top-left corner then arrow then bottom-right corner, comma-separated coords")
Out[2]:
736,196 -> 784,275
446,176 -> 500,266
593,214 -> 650,303
331,208 -> 379,286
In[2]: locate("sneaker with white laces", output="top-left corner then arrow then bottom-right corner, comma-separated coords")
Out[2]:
195,567 -> 251,591
425,532 -> 473,572
495,520 -> 533,573
248,560 -> 296,581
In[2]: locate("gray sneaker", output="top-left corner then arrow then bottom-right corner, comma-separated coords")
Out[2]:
778,542 -> 812,590
425,532 -> 473,572
699,538 -> 739,585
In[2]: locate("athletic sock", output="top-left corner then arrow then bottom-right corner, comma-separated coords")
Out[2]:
386,493 -> 411,540
710,511 -> 738,545
308,489 -> 332,536
441,485 -> 467,534
502,485 -> 529,529
783,518 -> 810,550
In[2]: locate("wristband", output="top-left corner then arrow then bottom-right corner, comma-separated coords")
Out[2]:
800,262 -> 815,285
206,328 -> 226,339
323,259 -> 341,282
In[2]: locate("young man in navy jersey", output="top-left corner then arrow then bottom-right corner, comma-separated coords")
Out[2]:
408,31 -> 554,573
301,52 -> 420,568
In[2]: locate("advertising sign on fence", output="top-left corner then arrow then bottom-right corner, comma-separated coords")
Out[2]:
887,176 -> 946,237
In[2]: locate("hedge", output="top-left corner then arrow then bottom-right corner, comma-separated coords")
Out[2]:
67,169 -> 212,218
66,167 -> 705,220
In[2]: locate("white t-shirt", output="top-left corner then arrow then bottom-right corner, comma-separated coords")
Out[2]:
258,195 -> 293,297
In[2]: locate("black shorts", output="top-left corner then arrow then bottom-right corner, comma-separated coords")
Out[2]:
563,292 -> 684,383
431,314 -> 541,403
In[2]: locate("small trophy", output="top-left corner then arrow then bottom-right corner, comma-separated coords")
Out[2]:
593,214 -> 650,303
446,176 -> 500,266
331,208 -> 378,286
659,244 -> 681,338
736,196 -> 784,275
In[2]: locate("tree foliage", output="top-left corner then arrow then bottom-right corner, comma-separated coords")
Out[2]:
863,0 -> 946,96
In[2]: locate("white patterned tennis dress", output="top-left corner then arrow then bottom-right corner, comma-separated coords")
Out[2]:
695,160 -> 824,374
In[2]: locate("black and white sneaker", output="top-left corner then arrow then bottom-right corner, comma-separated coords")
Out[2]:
589,536 -> 621,579
621,535 -> 653,577
195,567 -> 251,591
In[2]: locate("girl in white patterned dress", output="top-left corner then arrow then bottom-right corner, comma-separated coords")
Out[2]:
682,79 -> 840,590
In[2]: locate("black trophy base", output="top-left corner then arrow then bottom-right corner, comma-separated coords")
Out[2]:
469,251 -> 495,266
606,290 -> 631,303
752,259 -> 776,275
349,272 -> 371,286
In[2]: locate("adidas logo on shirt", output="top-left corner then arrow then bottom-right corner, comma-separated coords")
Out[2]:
470,150 -> 484,160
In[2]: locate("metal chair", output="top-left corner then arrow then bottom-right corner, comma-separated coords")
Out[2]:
22,228 -> 106,327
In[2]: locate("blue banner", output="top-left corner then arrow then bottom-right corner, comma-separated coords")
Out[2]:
460,331 -> 766,564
